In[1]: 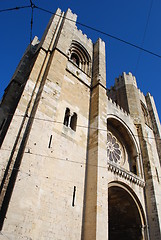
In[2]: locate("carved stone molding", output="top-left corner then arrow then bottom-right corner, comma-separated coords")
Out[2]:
107,161 -> 145,187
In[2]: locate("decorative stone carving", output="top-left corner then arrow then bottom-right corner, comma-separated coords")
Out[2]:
107,132 -> 121,164
107,162 -> 145,187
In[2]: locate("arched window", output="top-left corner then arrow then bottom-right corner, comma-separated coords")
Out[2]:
63,108 -> 78,132
63,108 -> 70,127
107,117 -> 141,177
70,113 -> 77,131
69,41 -> 91,76
71,53 -> 79,66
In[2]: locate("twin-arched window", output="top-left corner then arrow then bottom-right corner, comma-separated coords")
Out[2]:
63,108 -> 77,131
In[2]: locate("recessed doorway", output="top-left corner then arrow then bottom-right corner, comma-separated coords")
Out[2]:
108,186 -> 143,240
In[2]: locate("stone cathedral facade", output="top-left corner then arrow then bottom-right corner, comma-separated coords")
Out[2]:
0,8 -> 161,240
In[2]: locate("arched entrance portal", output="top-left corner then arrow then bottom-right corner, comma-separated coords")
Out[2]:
109,186 -> 144,240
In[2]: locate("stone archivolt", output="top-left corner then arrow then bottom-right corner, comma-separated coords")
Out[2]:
107,130 -> 144,187
68,40 -> 91,76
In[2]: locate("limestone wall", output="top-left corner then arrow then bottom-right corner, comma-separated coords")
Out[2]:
0,7 -> 161,240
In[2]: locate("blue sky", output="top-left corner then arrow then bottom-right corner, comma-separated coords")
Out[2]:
0,0 -> 161,119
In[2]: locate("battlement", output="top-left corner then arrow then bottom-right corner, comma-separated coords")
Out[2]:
65,8 -> 77,22
138,88 -> 146,104
115,74 -> 124,86
107,86 -> 116,95
96,37 -> 105,46
123,72 -> 133,77
114,72 -> 137,88
107,96 -> 130,117
64,8 -> 92,45
74,27 -> 93,45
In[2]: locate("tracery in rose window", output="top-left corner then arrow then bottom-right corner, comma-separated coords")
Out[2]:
107,132 -> 122,164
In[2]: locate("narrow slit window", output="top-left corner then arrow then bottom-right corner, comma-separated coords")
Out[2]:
63,108 -> 70,127
156,168 -> 160,183
70,113 -> 77,131
48,135 -> 52,148
72,186 -> 76,207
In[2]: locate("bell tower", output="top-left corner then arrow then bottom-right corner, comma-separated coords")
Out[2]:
0,7 -> 161,240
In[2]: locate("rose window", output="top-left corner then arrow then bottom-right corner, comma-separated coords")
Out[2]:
107,132 -> 121,164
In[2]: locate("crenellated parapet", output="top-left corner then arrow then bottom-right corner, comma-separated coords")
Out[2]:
107,96 -> 130,117
74,27 -> 92,45
114,72 -> 137,89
